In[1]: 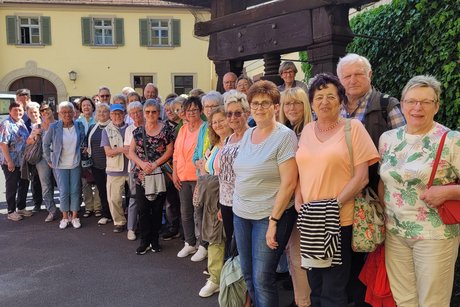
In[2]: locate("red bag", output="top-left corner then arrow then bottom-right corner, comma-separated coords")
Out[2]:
428,131 -> 460,225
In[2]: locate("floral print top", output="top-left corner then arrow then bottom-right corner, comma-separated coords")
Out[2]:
132,124 -> 174,185
0,116 -> 29,167
379,122 -> 460,240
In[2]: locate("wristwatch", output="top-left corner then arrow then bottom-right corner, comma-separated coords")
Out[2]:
268,216 -> 279,223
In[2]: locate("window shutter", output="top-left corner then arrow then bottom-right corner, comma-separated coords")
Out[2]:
114,18 -> 124,46
40,16 -> 51,45
139,19 -> 149,47
171,19 -> 181,47
6,16 -> 18,45
81,17 -> 92,45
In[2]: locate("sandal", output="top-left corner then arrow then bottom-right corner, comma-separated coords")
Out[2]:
83,210 -> 92,218
94,210 -> 102,217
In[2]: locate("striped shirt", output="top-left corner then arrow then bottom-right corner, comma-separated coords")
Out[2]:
232,123 -> 297,220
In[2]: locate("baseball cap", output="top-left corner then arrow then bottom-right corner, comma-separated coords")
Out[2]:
110,104 -> 125,112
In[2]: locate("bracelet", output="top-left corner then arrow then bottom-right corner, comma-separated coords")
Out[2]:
268,216 -> 279,223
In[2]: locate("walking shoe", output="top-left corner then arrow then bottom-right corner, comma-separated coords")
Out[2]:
177,242 -> 197,258
161,230 -> 180,241
32,204 -> 42,213
94,210 -> 102,217
59,219 -> 69,229
45,212 -> 55,223
98,217 -> 112,225
113,225 -> 125,233
191,246 -> 208,262
203,267 -> 210,276
151,243 -> 162,253
136,243 -> 151,255
83,210 -> 92,218
127,230 -> 136,241
7,212 -> 23,221
17,209 -> 33,217
199,280 -> 219,298
71,218 -> 81,229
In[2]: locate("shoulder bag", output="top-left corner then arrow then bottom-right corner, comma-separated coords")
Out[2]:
345,119 -> 385,252
428,131 -> 460,224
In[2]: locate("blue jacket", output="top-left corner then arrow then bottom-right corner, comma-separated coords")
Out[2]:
42,120 -> 85,169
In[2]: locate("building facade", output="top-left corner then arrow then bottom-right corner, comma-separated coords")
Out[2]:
0,0 -> 212,105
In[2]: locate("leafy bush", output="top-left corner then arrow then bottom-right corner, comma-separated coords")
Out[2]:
347,0 -> 460,129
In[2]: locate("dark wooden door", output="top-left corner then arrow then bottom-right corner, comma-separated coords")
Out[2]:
9,77 -> 57,105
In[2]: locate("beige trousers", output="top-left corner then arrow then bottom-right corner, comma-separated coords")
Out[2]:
385,232 -> 459,307
286,225 -> 311,307
82,177 -> 101,211
106,175 -> 127,226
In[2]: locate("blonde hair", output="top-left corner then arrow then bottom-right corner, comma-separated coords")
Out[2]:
279,88 -> 312,135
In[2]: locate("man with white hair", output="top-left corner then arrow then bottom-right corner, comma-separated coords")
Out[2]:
337,53 -> 405,307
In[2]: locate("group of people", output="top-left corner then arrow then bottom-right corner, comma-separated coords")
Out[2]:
1,53 -> 459,307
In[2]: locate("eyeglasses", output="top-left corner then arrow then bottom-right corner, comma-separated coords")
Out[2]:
313,95 -> 338,103
226,111 -> 243,118
129,110 -> 143,116
18,93 -> 29,97
250,101 -> 272,110
282,70 -> 295,76
100,95 -> 110,98
284,101 -> 303,107
204,104 -> 219,109
145,110 -> 158,115
212,119 -> 226,126
403,99 -> 436,107
40,108 -> 50,113
174,108 -> 182,114
186,108 -> 200,114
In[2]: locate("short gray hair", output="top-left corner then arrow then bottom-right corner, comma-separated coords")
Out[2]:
112,93 -> 127,104
26,101 -> 40,111
401,75 -> 442,103
127,101 -> 143,112
337,53 -> 372,77
202,91 -> 223,106
96,102 -> 110,113
144,99 -> 161,111
279,61 -> 298,75
98,86 -> 111,93
223,90 -> 250,112
58,101 -> 75,113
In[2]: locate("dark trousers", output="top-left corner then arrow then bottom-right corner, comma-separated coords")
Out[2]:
136,184 -> 166,246
92,167 -> 110,218
29,163 -> 42,206
347,251 -> 371,307
221,205 -> 234,259
164,175 -> 180,232
308,225 -> 352,307
2,165 -> 29,213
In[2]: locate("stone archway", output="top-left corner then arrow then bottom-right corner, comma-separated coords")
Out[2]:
0,60 -> 68,103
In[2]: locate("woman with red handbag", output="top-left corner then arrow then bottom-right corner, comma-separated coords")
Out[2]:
378,75 -> 460,306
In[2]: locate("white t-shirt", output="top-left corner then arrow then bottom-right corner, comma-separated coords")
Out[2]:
233,122 -> 298,220
58,126 -> 78,169
124,123 -> 138,173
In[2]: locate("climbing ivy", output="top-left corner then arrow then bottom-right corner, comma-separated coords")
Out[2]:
347,0 -> 460,129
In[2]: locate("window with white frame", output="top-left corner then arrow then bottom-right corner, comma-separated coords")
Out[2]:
139,18 -> 180,47
93,19 -> 113,45
173,75 -> 195,95
6,15 -> 51,45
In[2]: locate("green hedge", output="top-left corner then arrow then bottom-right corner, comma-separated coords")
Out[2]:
346,0 -> 460,129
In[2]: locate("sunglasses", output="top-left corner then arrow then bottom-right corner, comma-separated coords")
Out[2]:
226,111 -> 243,118
40,108 -> 50,112
18,93 -> 29,97
100,95 -> 110,98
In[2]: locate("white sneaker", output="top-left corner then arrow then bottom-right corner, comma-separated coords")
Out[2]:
71,218 -> 81,229
59,219 -> 69,229
7,212 -> 23,221
177,242 -> 197,258
127,230 -> 136,241
191,245 -> 208,262
199,280 -> 219,298
98,217 -> 112,225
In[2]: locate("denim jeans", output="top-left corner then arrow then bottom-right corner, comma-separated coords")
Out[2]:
127,172 -> 138,231
35,158 -> 56,214
233,206 -> 296,307
54,167 -> 81,212
1,165 -> 29,213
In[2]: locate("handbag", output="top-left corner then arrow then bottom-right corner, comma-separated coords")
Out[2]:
344,119 -> 386,252
428,131 -> 460,225
24,134 -> 42,165
141,126 -> 166,201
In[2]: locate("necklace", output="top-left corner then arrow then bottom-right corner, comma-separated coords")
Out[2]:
315,118 -> 341,133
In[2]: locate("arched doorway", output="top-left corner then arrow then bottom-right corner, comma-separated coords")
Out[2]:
9,76 -> 57,107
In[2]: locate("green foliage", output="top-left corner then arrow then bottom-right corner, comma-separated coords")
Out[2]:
347,0 -> 460,129
298,51 -> 312,82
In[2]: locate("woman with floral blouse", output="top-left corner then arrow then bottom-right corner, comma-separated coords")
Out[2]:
379,75 -> 460,306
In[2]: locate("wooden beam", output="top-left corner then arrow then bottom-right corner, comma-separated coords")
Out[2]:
196,0 -> 330,36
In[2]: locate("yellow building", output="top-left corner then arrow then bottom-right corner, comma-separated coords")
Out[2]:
0,0 -> 213,105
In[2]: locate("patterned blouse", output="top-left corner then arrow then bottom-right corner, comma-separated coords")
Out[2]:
218,135 -> 242,207
132,124 -> 174,185
379,122 -> 460,240
0,117 -> 29,167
